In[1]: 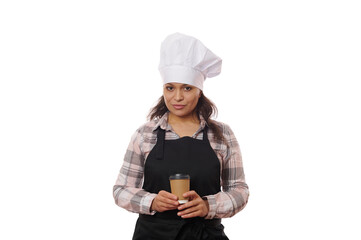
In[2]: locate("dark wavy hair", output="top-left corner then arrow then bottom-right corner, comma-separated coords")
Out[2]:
148,92 -> 225,142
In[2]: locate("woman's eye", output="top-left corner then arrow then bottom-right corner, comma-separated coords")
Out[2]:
185,87 -> 192,91
166,86 -> 174,91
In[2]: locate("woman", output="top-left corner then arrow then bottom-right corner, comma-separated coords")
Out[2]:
113,33 -> 249,240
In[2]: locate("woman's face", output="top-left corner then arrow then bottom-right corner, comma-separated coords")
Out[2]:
163,82 -> 201,118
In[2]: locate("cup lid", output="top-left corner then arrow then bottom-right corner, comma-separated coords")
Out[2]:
169,173 -> 190,180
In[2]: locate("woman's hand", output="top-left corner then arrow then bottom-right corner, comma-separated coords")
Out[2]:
151,190 -> 179,212
177,191 -> 209,218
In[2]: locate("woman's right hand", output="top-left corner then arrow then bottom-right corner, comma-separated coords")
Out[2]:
151,190 -> 179,212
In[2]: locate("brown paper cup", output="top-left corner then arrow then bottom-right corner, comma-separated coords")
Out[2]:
169,174 -> 190,204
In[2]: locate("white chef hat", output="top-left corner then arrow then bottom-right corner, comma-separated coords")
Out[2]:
158,33 -> 222,90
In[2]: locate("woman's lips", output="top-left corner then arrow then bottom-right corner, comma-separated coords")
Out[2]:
172,104 -> 185,110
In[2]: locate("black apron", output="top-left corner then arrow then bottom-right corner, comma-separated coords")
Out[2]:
132,127 -> 229,240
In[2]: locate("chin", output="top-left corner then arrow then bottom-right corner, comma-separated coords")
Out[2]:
171,111 -> 186,117
170,110 -> 194,118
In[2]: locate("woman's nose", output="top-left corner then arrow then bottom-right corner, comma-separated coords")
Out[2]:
175,89 -> 184,101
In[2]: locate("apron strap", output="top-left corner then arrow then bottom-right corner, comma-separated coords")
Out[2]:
202,126 -> 209,141
156,127 -> 165,160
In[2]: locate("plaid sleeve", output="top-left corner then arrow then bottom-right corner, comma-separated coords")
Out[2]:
113,127 -> 157,215
205,123 -> 249,219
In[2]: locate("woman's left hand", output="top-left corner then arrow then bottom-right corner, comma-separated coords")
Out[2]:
177,190 -> 209,218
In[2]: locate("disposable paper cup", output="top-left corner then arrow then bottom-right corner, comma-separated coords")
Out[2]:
169,174 -> 190,204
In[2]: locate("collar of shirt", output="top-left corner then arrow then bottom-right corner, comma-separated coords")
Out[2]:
152,111 -> 208,136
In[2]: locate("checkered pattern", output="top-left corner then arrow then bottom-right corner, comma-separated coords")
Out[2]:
113,112 -> 249,219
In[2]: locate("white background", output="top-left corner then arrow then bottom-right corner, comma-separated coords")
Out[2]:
1,0 -> 360,239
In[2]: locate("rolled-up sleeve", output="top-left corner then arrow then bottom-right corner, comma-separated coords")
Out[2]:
113,128 -> 157,215
205,123 -> 249,219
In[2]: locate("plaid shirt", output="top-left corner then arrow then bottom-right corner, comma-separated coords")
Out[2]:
113,112 -> 249,219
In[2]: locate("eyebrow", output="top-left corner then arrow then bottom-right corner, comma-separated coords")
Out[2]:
165,83 -> 191,87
